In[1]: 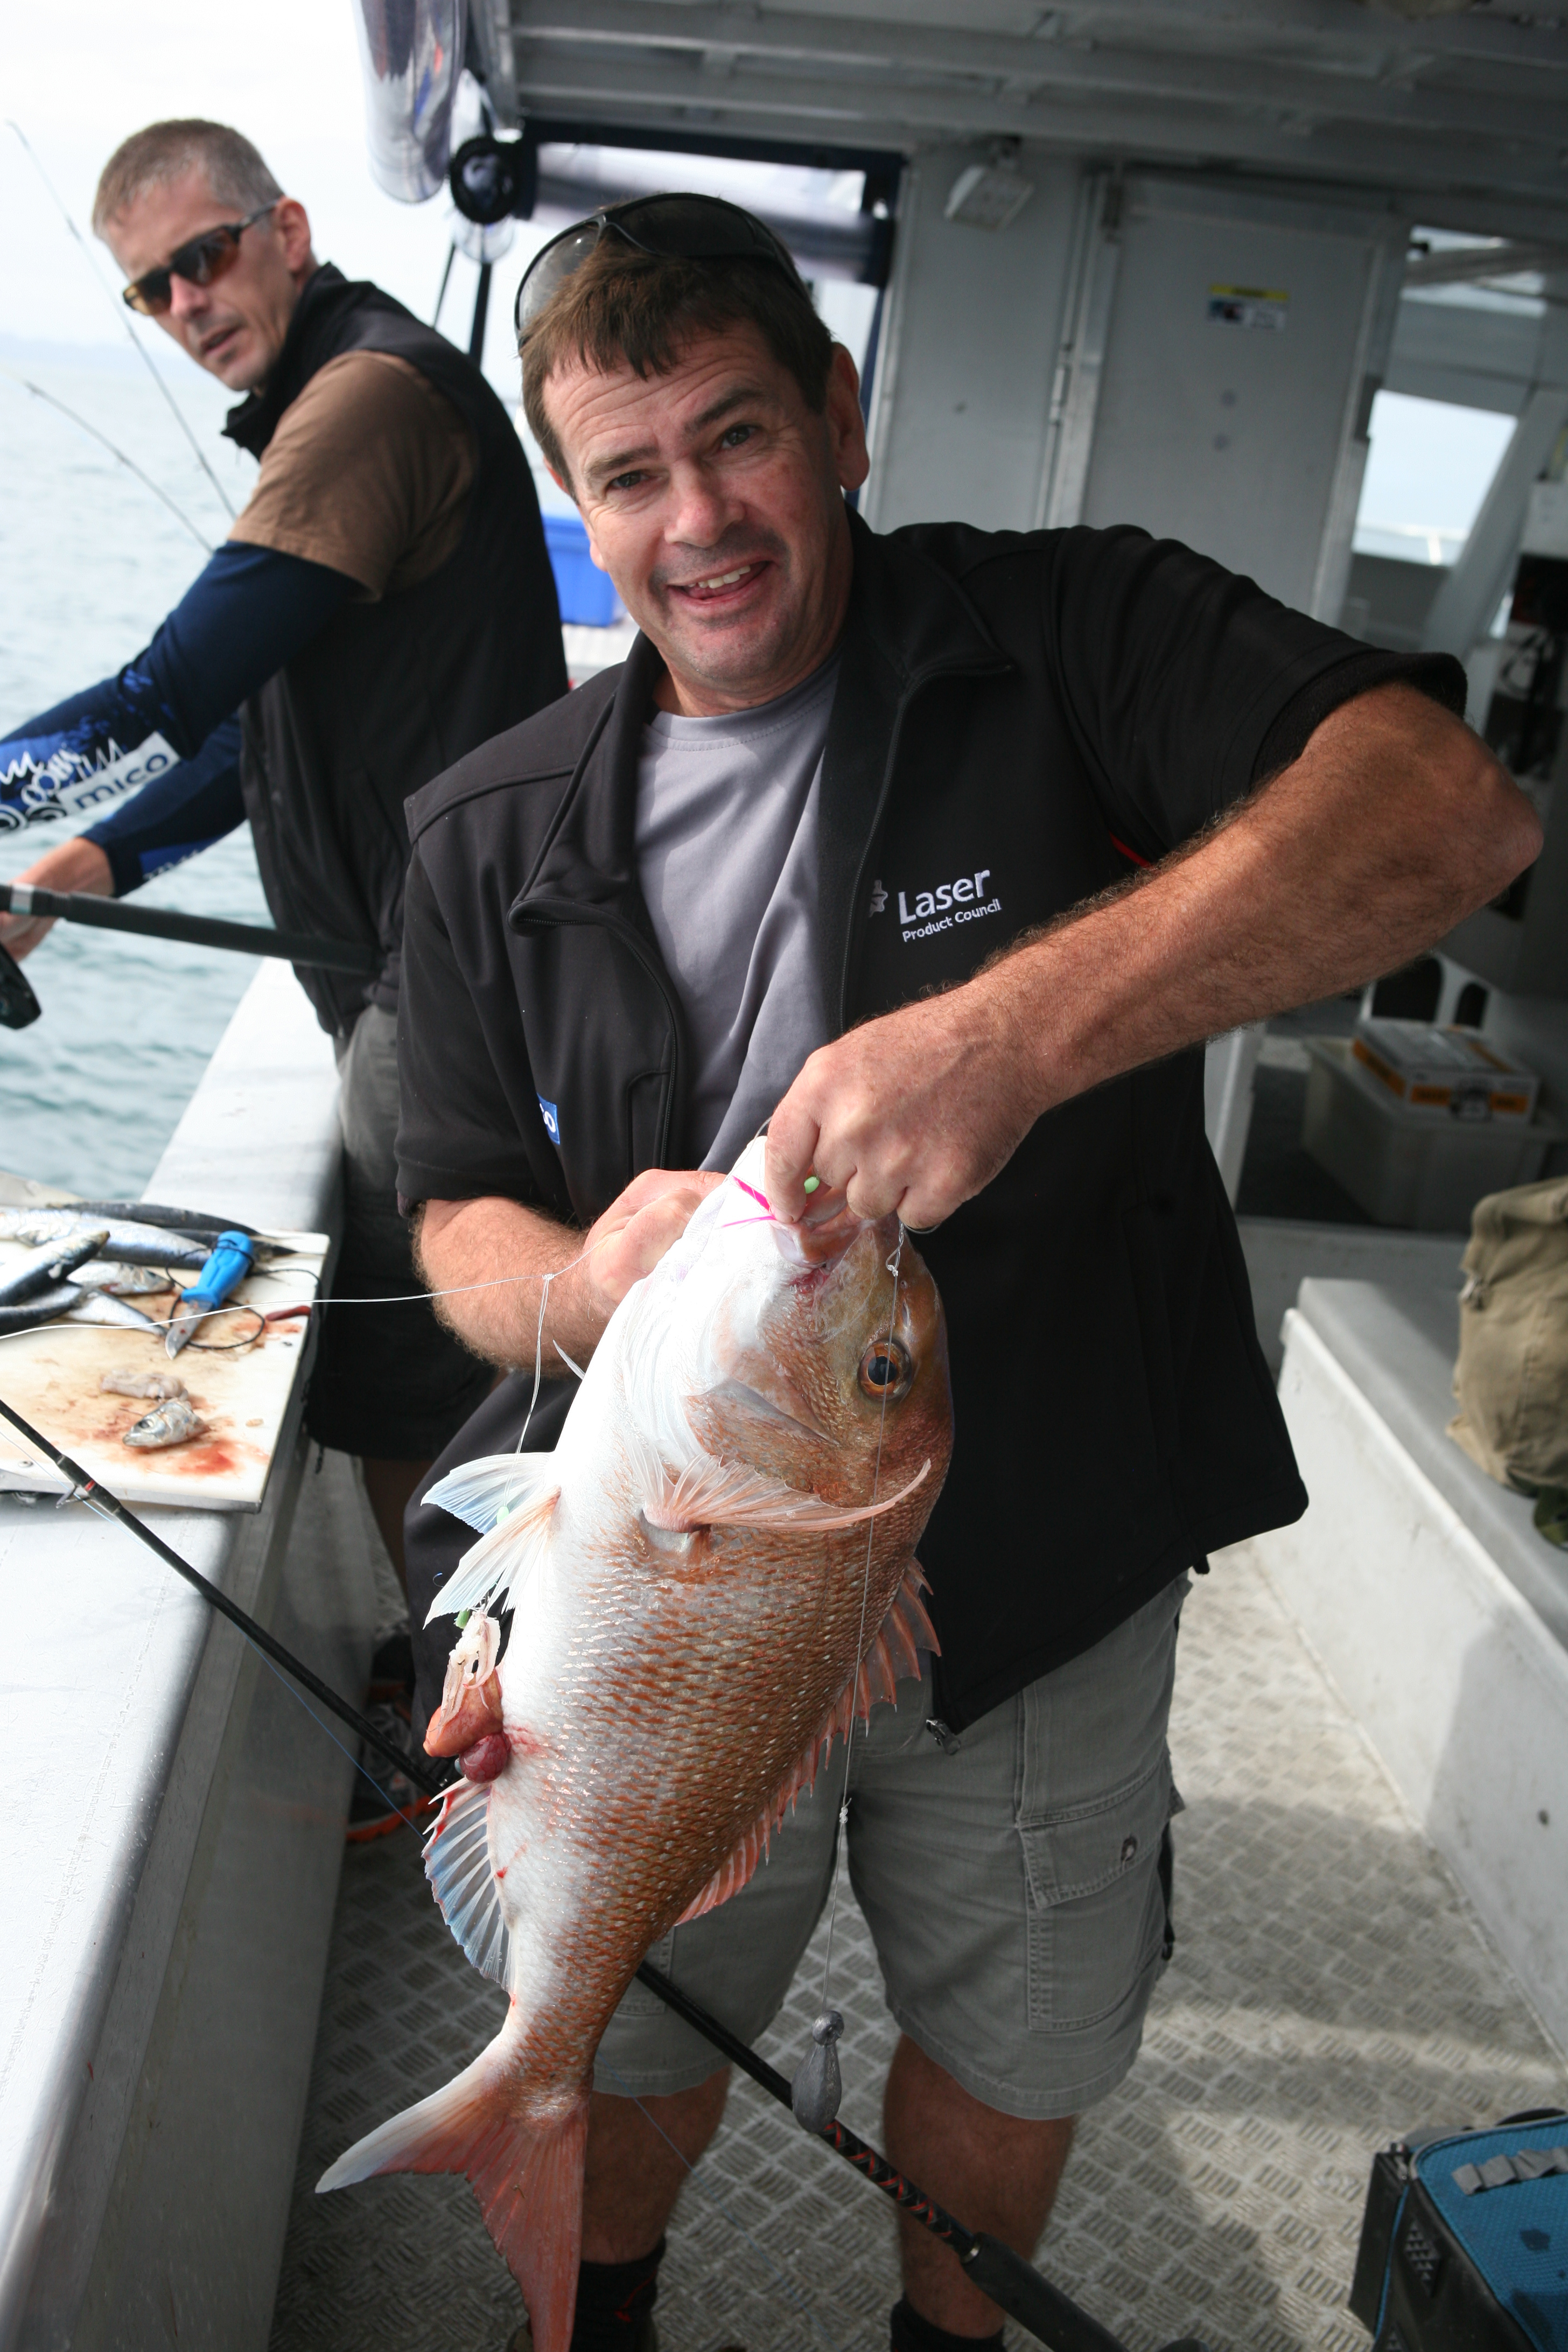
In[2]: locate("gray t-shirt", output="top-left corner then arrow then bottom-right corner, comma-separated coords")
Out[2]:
636,660 -> 836,1170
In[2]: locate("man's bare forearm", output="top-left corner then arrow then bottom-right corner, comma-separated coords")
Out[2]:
414,1168 -> 725,1374
767,681 -> 1543,1225
999,680 -> 1541,1117
414,1195 -> 587,1371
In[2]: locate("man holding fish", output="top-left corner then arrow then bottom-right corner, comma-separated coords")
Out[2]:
389,199 -> 1539,2350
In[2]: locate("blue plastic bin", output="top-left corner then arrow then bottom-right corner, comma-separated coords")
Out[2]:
543,512 -> 622,627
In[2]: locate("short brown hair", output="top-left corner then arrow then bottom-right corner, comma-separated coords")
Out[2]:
93,120 -> 282,236
521,233 -> 835,488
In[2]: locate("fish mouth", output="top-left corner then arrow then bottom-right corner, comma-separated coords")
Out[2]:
771,1193 -> 898,1276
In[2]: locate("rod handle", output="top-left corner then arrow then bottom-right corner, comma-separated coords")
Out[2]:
962,2233 -> 1132,2352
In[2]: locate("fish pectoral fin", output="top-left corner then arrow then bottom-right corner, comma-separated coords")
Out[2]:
646,1453 -> 930,1535
423,1449 -> 562,1533
422,1779 -> 512,1985
423,1484 -> 561,1623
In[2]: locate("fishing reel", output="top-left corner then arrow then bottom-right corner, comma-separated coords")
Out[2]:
0,938 -> 41,1030
449,132 -> 535,226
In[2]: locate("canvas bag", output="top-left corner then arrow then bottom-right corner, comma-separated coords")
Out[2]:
1448,1174 -> 1568,1489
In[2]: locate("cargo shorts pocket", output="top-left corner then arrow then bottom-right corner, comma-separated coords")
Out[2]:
1017,1754 -> 1174,2033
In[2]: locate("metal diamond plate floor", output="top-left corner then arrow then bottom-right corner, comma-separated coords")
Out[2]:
269,1545 -> 1565,2352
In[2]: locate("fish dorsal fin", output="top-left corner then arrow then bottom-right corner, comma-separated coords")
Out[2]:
646,1451 -> 929,1535
423,1451 -> 561,1534
423,1780 -> 511,1986
423,1483 -> 561,1623
673,1562 -> 940,1929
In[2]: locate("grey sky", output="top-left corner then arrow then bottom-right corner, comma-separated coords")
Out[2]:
3,1 -> 540,389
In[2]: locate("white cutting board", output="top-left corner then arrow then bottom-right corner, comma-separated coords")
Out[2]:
0,1230 -> 326,1510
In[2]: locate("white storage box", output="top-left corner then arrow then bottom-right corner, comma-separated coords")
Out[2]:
1303,1038 -> 1559,1230
1351,1018 -> 1540,1123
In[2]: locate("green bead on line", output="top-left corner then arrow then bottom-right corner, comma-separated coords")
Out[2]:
803,1175 -> 820,1194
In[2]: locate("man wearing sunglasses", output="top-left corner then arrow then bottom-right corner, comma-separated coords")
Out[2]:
0,121 -> 566,1814
394,197 -> 1539,2351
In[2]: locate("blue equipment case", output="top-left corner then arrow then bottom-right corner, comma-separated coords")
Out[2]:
543,512 -> 622,627
1350,2111 -> 1568,2350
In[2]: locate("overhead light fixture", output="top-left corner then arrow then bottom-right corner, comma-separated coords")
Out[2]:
945,156 -> 1034,232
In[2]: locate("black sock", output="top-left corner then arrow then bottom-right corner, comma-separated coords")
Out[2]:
890,2296 -> 1005,2352
569,2237 -> 665,2350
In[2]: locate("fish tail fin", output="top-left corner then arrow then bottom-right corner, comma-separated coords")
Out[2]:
317,2026 -> 589,2352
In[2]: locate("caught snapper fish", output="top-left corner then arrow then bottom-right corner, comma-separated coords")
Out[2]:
318,1139 -> 953,2347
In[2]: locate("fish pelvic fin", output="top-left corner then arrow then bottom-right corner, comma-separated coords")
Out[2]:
645,1450 -> 930,1535
675,1562 -> 939,1927
423,1779 -> 512,1984
423,1482 -> 561,1624
317,2028 -> 589,2352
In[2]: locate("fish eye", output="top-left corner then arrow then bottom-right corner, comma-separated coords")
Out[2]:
858,1338 -> 913,1402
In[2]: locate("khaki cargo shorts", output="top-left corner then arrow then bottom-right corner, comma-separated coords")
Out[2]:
596,1572 -> 1188,2121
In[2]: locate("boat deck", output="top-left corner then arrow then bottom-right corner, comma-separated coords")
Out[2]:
268,1543 -> 1565,2352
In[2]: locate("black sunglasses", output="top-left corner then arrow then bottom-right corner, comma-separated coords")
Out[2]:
122,204 -> 277,317
514,193 -> 803,347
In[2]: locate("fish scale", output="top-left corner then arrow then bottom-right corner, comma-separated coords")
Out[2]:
317,1138 -> 952,2349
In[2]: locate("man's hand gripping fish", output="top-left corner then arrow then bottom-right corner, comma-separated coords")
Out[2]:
317,1138 -> 954,2348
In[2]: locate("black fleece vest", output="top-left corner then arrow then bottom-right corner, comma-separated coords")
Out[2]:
225,264 -> 566,1032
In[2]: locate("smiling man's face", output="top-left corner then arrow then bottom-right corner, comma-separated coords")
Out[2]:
543,321 -> 870,716
101,169 -> 315,394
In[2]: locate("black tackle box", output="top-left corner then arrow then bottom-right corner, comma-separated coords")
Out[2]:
1350,2111 -> 1568,2350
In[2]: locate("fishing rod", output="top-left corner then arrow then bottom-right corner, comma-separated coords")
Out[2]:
0,1395 -> 1207,2352
2,370 -> 213,552
632,1959 -> 1206,2352
0,883 -> 380,1021
0,1395 -> 427,1794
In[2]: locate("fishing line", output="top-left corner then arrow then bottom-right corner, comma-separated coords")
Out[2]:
514,1263 -> 560,1452
2,370 -> 213,551
0,1303 -> 264,1348
243,1634 -> 429,1830
817,1229 -> 904,2015
0,1227 -> 627,1356
8,119 -> 238,521
596,2055 -> 845,2352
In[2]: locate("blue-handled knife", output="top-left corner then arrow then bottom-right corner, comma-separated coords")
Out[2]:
165,1229 -> 256,1357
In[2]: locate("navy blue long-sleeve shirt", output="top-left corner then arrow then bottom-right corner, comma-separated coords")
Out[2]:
0,542 -> 353,890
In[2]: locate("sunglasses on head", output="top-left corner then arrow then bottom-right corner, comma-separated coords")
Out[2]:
122,202 -> 277,317
514,193 -> 803,347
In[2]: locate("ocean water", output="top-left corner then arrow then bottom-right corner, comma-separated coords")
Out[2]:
2,345 -> 278,1196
